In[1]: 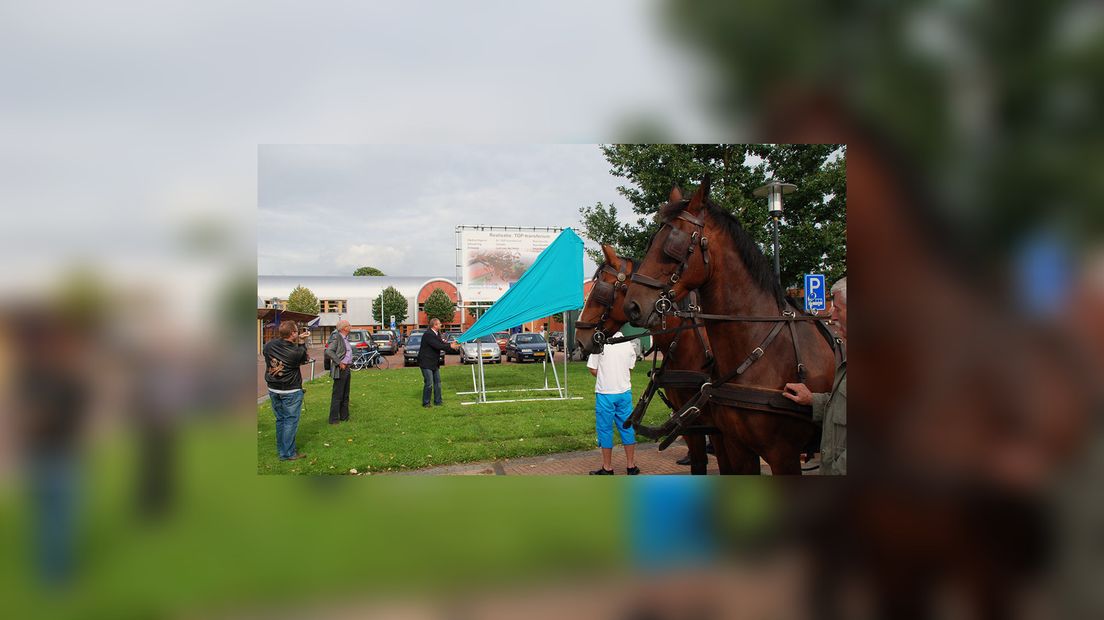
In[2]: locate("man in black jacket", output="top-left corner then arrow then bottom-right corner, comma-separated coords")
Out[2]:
418,318 -> 458,407
262,321 -> 311,460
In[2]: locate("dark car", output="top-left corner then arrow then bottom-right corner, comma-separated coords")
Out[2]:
442,331 -> 461,355
371,331 -> 398,356
493,331 -> 510,353
506,332 -> 548,363
548,331 -> 565,351
402,333 -> 445,367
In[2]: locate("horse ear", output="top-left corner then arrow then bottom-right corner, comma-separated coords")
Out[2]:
688,174 -> 711,213
669,186 -> 683,203
601,244 -> 618,265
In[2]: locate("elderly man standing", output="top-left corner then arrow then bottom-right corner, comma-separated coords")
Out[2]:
325,320 -> 353,424
783,277 -> 847,475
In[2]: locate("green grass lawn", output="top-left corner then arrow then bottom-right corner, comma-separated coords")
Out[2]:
258,361 -> 656,474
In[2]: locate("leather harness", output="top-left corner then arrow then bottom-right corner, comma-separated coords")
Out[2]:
613,203 -> 845,450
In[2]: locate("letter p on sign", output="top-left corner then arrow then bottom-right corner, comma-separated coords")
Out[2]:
805,274 -> 826,312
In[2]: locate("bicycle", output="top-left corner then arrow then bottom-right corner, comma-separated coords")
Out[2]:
351,348 -> 388,370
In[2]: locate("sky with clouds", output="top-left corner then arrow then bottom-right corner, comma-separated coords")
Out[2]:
258,144 -> 635,278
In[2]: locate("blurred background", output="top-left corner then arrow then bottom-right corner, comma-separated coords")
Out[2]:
1,0 -> 1101,618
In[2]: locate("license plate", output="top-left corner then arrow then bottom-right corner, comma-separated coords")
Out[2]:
534,351 -> 545,357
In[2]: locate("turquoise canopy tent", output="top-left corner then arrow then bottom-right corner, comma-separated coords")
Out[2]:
457,228 -> 585,405
458,228 -> 585,342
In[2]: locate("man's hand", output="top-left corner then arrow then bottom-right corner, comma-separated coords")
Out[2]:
339,363 -> 348,370
783,382 -> 813,405
450,342 -> 459,350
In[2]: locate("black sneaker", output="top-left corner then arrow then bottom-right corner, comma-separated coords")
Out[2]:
589,467 -> 614,475
705,442 -> 716,455
676,454 -> 692,466
626,466 -> 640,475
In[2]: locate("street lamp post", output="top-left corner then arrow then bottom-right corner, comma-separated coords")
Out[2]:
269,297 -> 281,343
753,180 -> 797,285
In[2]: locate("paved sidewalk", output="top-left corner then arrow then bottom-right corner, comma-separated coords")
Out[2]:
391,442 -> 820,475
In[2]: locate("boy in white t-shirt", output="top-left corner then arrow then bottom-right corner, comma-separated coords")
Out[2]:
586,332 -> 639,475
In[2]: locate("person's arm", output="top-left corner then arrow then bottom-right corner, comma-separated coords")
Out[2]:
425,332 -> 448,352
783,382 -> 830,423
324,335 -> 340,363
587,353 -> 600,377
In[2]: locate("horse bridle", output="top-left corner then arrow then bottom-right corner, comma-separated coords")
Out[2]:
615,201 -> 844,451
628,209 -> 712,318
575,262 -> 629,348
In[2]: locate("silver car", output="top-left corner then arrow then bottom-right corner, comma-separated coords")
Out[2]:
460,334 -> 502,364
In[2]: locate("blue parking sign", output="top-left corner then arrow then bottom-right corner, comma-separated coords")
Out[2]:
805,274 -> 826,312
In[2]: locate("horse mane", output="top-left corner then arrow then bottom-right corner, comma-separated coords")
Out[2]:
659,198 -> 785,304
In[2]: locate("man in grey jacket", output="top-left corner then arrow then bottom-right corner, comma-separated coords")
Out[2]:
783,277 -> 847,475
325,320 -> 353,424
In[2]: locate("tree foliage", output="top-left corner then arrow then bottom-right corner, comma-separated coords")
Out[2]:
579,144 -> 846,288
353,266 -> 385,276
371,286 -> 408,325
423,288 -> 456,324
286,285 -> 320,315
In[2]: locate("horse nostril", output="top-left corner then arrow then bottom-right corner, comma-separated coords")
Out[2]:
626,301 -> 640,322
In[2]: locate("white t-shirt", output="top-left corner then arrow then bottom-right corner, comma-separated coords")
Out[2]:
587,333 -> 637,394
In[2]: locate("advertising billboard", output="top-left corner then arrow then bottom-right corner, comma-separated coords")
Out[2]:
458,227 -> 561,302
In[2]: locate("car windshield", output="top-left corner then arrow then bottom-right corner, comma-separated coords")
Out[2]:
348,332 -> 366,342
517,334 -> 543,344
407,335 -> 421,345
372,334 -> 391,342
477,335 -> 496,343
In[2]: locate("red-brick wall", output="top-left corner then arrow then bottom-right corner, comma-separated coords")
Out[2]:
417,280 -> 462,328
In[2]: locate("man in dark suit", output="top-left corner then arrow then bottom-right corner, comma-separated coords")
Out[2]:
419,318 -> 458,407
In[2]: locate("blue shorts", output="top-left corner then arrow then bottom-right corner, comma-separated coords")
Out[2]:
595,390 -> 635,449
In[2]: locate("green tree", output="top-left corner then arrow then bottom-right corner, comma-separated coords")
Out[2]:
579,144 -> 846,288
286,285 -> 320,314
353,266 -> 385,276
371,286 -> 408,326
423,288 -> 456,324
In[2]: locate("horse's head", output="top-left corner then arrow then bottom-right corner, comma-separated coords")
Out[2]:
624,180 -> 714,328
575,244 -> 635,355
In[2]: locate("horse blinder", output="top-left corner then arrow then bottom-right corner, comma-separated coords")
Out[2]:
662,228 -> 692,261
590,280 -> 614,306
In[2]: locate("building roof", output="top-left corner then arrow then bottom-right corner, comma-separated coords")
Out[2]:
257,275 -> 456,303
256,308 -> 318,323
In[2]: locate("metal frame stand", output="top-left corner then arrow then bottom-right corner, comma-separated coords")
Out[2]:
458,344 -> 579,405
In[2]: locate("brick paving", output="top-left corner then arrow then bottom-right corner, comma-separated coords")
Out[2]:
390,442 -> 821,475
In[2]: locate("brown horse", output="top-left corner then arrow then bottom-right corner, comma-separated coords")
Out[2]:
622,182 -> 836,475
574,242 -> 761,474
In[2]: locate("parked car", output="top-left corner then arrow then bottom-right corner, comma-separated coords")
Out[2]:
460,334 -> 502,364
493,331 -> 510,353
375,329 -> 401,346
371,331 -> 398,356
506,332 -> 549,363
548,331 -> 565,351
442,331 -> 461,354
402,333 -> 445,367
346,329 -> 375,351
